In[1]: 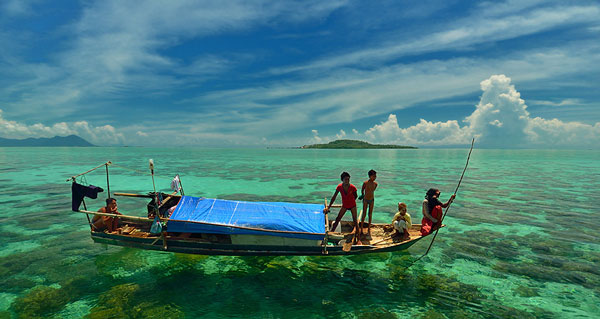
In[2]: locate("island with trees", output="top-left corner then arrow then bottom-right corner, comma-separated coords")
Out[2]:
301,139 -> 416,149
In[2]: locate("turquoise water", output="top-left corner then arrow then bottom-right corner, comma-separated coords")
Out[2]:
0,147 -> 599,318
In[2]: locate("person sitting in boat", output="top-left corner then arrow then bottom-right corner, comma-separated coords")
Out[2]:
392,202 -> 411,240
420,188 -> 454,236
92,198 -> 122,233
324,172 -> 361,244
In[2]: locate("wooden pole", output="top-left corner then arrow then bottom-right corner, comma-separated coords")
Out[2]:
177,174 -> 185,196
422,138 -> 474,255
77,210 -> 156,222
113,192 -> 154,198
82,199 -> 92,229
106,163 -> 111,198
149,159 -> 160,217
401,138 -> 475,269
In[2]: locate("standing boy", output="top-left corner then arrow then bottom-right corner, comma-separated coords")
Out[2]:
359,169 -> 378,237
324,172 -> 361,244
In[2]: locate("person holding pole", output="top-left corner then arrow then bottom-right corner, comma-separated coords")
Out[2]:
324,172 -> 361,244
420,188 -> 455,236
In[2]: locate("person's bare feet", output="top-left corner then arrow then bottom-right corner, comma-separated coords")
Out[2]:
402,230 -> 410,241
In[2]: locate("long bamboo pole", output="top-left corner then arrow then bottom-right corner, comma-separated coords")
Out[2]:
401,138 -> 475,269
422,138 -> 474,255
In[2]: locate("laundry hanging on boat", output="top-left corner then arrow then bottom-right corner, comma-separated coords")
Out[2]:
71,182 -> 104,211
170,175 -> 181,192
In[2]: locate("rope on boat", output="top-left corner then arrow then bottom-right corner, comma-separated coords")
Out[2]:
110,162 -> 179,180
404,138 -> 475,269
66,161 -> 112,182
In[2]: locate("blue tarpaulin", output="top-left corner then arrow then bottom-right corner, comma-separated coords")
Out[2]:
167,196 -> 326,240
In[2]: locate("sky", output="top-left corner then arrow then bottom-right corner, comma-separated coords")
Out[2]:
0,0 -> 599,148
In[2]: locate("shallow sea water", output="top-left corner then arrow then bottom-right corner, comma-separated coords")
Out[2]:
0,147 -> 599,318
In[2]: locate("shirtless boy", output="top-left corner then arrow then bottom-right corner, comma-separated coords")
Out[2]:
93,198 -> 122,233
359,169 -> 378,237
324,172 -> 361,244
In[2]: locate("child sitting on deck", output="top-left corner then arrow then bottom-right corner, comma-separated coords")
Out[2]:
392,202 -> 411,240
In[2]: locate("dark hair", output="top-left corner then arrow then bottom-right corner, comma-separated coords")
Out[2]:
106,198 -> 116,205
340,172 -> 350,181
368,169 -> 376,177
425,188 -> 440,214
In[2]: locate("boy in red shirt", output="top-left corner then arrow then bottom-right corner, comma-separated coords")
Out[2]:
324,172 -> 361,244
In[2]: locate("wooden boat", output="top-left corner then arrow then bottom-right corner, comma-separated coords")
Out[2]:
70,162 -> 438,256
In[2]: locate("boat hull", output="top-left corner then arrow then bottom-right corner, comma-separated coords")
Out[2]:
91,231 -> 425,256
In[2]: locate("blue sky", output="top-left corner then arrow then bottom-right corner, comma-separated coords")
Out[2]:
0,0 -> 599,148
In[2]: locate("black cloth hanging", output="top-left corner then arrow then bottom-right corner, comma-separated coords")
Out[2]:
72,182 -> 104,211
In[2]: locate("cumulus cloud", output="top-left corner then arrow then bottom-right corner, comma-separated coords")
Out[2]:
0,109 -> 124,145
310,129 -> 322,143
364,115 -> 470,146
464,74 -> 531,147
351,75 -> 600,148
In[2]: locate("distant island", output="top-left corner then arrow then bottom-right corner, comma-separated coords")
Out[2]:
0,135 -> 95,147
302,139 -> 416,149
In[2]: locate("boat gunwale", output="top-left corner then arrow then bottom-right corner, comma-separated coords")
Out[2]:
90,230 -> 427,255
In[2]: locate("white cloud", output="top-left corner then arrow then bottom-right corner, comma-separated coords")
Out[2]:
0,109 -> 124,145
364,115 -> 470,146
335,129 -> 346,139
1,0 -> 34,16
181,43 -> 600,142
136,131 -> 148,137
358,74 -> 600,148
310,129 -> 322,143
528,98 -> 583,107
269,3 -> 600,75
526,117 -> 600,147
1,2 -> 599,147
0,1 -> 349,119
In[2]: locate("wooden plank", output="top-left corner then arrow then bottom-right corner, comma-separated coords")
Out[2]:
113,192 -> 154,198
324,198 -> 330,232
78,210 -> 154,222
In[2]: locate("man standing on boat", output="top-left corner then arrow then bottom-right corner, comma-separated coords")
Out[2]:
324,172 -> 361,244
93,198 -> 122,233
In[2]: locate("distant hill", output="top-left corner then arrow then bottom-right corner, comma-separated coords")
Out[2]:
302,139 -> 416,149
0,135 -> 95,147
